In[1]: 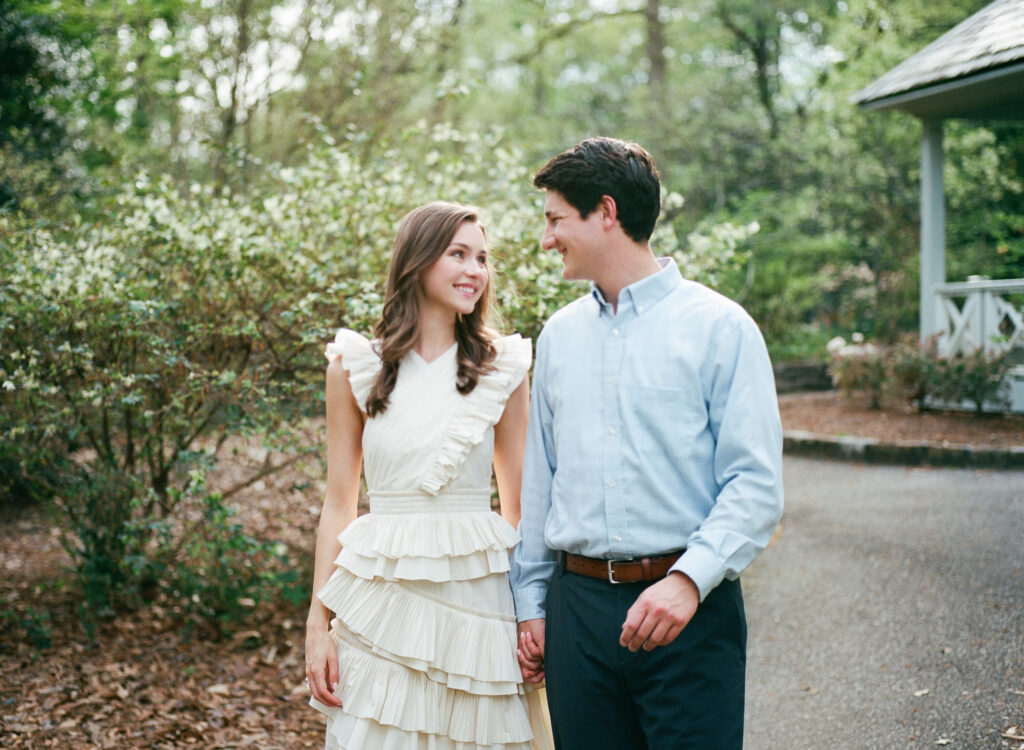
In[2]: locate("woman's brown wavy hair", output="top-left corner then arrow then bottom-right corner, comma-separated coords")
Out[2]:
366,201 -> 497,417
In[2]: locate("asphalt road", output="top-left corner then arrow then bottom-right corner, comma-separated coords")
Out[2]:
743,456 -> 1024,750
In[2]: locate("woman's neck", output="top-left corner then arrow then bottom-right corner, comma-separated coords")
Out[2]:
414,308 -> 457,362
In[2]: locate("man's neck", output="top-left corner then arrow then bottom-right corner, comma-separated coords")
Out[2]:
593,245 -> 662,312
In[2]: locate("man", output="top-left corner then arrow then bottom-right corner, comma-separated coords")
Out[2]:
510,137 -> 783,750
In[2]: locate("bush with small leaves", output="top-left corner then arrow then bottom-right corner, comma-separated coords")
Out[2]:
1,124 -> 744,625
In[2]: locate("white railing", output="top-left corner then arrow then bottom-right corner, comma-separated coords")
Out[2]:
934,277 -> 1024,357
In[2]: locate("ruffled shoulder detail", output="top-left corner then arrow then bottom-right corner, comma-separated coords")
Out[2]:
324,328 -> 381,413
419,334 -> 532,496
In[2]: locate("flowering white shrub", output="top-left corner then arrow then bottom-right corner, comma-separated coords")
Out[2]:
0,124 -> 743,615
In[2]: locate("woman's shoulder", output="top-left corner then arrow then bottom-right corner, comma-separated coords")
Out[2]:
491,331 -> 532,359
488,332 -> 532,389
324,328 -> 377,363
324,328 -> 381,411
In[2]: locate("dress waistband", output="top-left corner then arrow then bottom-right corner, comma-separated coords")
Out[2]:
368,488 -> 493,514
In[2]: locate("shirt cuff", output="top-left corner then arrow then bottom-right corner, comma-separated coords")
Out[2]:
672,545 -> 725,602
511,581 -> 549,623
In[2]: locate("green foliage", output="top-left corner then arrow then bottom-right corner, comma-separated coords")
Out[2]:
828,337 -> 888,408
55,466 -> 155,617
1,123 -> 745,625
0,601 -> 53,650
6,0 -> 1024,625
925,346 -> 1013,415
162,490 -> 304,633
829,335 -> 1014,414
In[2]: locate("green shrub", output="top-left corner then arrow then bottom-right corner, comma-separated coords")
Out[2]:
0,601 -> 53,650
161,491 -> 305,634
926,346 -> 1012,415
827,337 -> 887,409
1,125 -> 743,626
829,334 -> 1014,414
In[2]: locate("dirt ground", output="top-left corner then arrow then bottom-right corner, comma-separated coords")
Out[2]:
779,390 -> 1024,448
2,391 -> 1021,748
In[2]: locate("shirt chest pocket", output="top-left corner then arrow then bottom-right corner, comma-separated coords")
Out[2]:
619,383 -> 709,457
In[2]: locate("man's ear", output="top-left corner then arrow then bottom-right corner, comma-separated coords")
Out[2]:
597,194 -> 618,230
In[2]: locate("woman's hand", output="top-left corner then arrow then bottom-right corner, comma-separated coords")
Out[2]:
517,619 -> 546,684
305,622 -> 342,707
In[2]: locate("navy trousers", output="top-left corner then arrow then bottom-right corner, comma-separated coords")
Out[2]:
544,568 -> 746,750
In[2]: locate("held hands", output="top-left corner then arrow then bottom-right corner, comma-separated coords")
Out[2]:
305,622 -> 342,707
517,619 -> 546,684
620,571 -> 699,652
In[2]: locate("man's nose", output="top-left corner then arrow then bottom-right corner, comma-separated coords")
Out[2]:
541,229 -> 556,251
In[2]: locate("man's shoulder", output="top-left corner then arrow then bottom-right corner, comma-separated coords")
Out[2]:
674,278 -> 757,328
539,292 -> 593,336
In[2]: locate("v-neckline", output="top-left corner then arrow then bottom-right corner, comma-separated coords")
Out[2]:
409,341 -> 457,366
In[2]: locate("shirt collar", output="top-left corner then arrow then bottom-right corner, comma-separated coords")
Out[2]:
590,257 -> 682,316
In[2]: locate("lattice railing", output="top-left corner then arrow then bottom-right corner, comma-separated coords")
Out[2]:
934,278 -> 1024,358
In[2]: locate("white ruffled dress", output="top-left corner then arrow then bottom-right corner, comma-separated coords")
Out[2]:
312,329 -> 536,750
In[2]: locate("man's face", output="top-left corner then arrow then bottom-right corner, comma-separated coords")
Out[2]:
541,190 -> 604,282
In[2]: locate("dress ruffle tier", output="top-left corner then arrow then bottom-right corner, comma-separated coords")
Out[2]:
314,330 -> 537,750
312,499 -> 532,748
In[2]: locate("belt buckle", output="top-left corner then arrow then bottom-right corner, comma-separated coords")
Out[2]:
606,557 -> 631,584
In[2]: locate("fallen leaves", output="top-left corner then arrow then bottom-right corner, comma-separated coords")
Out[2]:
1,513 -> 324,747
1,606 -> 325,748
1004,726 -> 1024,741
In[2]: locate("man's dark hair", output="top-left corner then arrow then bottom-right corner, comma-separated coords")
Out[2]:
533,137 -> 661,243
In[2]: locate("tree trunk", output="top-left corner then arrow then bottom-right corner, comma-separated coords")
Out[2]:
645,0 -> 667,110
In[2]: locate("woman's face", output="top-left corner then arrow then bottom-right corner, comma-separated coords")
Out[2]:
419,221 -> 489,318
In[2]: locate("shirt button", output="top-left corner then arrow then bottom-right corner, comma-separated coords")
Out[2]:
612,328 -> 619,336
607,377 -> 616,384
637,305 -> 644,313
608,480 -> 617,488
614,535 -> 622,541
609,427 -> 616,435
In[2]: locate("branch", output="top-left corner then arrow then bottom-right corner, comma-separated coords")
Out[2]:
220,453 -> 304,500
507,8 -> 645,66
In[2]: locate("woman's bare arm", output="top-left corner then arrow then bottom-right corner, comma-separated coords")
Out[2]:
305,358 -> 363,707
492,375 -> 529,528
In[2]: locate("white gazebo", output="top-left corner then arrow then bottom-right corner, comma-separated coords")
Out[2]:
854,0 -> 1024,412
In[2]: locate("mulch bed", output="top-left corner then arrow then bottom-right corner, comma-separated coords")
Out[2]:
779,391 -> 1024,449
1,449 -> 326,749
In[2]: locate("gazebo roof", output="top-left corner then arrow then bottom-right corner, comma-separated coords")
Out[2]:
854,0 -> 1024,120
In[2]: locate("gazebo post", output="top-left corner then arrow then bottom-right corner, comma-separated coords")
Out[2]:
920,118 -> 946,342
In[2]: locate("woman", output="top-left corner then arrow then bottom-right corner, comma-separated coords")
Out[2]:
305,201 -> 547,749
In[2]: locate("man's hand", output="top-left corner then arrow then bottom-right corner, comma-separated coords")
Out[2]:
620,571 -> 699,652
517,618 -> 546,684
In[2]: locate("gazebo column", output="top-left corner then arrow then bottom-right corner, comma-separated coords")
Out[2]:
920,118 -> 946,341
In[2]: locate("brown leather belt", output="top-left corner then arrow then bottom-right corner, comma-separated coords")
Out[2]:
562,550 -> 683,584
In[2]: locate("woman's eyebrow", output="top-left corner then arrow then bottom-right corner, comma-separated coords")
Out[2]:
447,241 -> 485,252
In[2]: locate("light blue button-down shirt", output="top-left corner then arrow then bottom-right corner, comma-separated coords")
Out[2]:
509,258 -> 783,622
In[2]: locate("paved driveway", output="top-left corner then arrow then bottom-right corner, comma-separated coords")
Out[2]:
744,456 -> 1024,749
